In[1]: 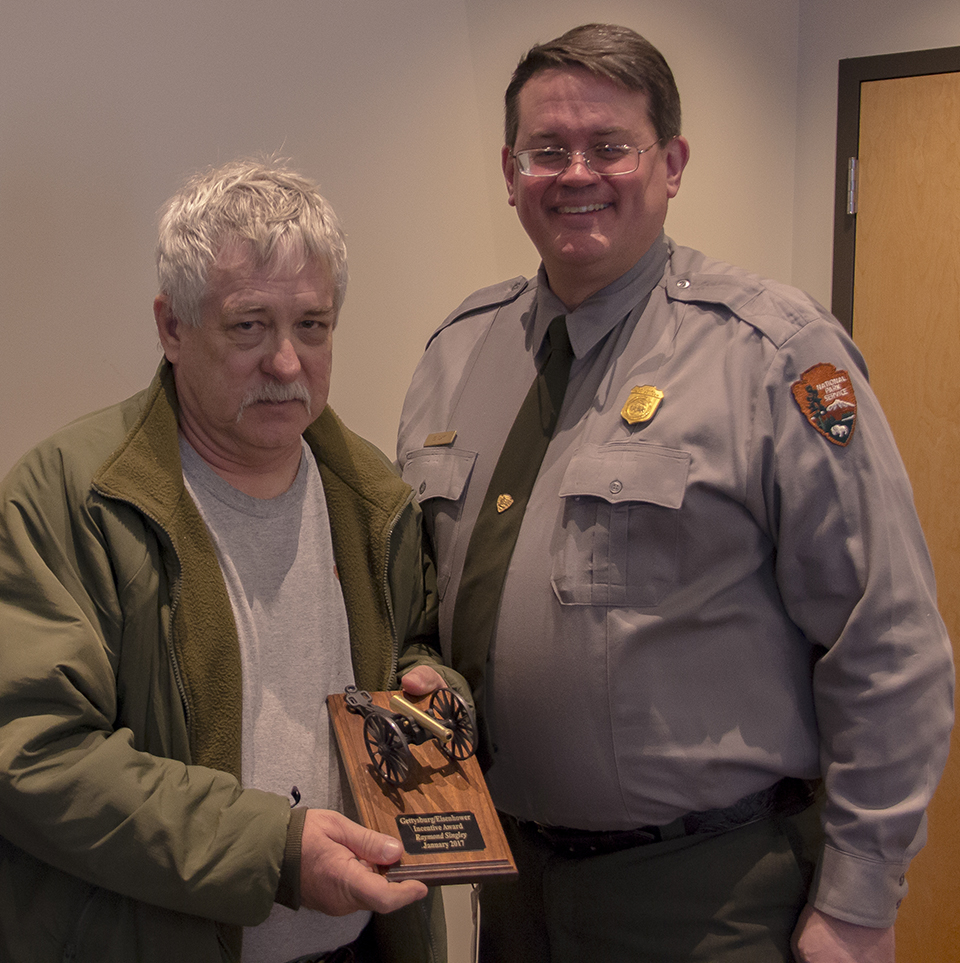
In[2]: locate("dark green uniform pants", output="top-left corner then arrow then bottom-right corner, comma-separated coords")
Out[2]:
479,802 -> 822,963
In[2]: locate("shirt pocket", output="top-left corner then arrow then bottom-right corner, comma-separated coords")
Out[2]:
552,442 -> 690,607
402,446 -> 478,599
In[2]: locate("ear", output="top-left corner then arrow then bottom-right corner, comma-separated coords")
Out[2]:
501,145 -> 517,208
664,136 -> 690,199
154,295 -> 183,364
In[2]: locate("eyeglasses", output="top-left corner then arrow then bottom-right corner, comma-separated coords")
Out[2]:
511,142 -> 659,177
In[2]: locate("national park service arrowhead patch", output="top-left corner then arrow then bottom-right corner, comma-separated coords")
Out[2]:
791,363 -> 857,446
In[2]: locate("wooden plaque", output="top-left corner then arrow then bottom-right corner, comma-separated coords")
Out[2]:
327,690 -> 516,886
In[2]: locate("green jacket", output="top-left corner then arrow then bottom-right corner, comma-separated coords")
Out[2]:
0,363 -> 450,963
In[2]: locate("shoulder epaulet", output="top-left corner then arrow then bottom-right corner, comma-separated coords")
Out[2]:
663,269 -> 831,348
426,276 -> 533,347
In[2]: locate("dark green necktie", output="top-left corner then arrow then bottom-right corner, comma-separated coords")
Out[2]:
450,315 -> 574,760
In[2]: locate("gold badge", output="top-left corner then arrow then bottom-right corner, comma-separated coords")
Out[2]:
791,363 -> 857,446
496,494 -> 514,513
621,385 -> 664,425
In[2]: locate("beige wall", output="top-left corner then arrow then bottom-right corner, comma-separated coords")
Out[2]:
2,3 -> 958,959
3,1 -> 958,473
2,0 -> 803,474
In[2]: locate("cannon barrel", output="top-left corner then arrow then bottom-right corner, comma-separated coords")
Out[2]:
389,694 -> 454,746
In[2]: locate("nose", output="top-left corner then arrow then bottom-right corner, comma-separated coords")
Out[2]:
262,337 -> 302,381
557,150 -> 600,185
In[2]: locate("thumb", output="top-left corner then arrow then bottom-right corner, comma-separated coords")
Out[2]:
323,811 -> 404,866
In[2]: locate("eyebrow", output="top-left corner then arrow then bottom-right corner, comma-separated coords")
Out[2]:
224,299 -> 335,316
525,126 -> 634,144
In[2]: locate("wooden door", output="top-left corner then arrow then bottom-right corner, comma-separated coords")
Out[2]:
834,51 -> 960,961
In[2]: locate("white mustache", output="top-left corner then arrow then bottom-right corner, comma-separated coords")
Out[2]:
236,382 -> 312,422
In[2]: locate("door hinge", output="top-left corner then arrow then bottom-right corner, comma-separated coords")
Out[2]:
846,157 -> 859,215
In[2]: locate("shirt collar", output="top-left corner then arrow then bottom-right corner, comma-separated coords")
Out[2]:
531,232 -> 670,359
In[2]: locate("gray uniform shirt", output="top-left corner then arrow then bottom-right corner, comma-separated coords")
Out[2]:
397,234 -> 953,927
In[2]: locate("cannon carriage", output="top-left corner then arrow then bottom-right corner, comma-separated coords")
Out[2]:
343,685 -> 478,786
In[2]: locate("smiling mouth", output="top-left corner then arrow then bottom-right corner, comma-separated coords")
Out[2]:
556,202 -> 612,215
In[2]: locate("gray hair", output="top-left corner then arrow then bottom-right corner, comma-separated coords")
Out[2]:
156,159 -> 348,326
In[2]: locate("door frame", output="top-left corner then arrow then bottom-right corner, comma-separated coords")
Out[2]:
831,45 -> 960,333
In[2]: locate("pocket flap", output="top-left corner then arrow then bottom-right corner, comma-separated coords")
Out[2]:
402,447 -> 478,503
558,443 -> 690,509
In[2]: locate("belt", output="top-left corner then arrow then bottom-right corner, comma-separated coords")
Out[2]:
532,777 -> 818,857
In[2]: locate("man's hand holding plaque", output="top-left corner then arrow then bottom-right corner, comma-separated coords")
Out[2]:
327,680 -> 516,886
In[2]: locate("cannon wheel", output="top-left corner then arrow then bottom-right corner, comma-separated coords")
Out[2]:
363,713 -> 411,785
429,688 -> 477,761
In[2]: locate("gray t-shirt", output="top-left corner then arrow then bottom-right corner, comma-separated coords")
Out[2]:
181,437 -> 368,962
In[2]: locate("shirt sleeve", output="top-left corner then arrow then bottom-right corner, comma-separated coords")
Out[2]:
755,315 -> 954,926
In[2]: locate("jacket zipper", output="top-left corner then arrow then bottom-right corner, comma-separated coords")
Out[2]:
381,489 -> 414,691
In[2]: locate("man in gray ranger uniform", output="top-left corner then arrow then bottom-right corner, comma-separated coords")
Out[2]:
397,23 -> 953,963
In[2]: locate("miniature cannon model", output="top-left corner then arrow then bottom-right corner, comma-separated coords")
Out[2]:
343,685 -> 478,786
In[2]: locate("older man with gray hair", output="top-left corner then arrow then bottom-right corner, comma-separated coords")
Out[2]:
0,160 -> 455,963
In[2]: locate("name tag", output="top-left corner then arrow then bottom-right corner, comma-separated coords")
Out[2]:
424,431 -> 457,447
